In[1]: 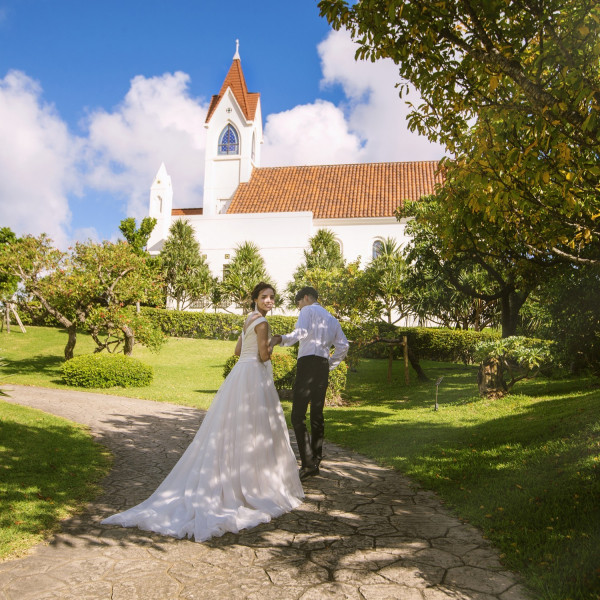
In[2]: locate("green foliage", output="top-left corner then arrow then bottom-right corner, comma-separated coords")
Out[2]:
319,0 -> 600,266
61,353 -> 153,388
221,242 -> 270,313
160,220 -> 214,310
475,336 -> 555,393
223,352 -> 347,403
0,227 -> 18,302
530,266 -> 600,374
362,237 -> 410,325
222,352 -> 296,390
118,217 -> 157,255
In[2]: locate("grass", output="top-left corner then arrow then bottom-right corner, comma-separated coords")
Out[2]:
1,326 -> 236,409
0,401 -> 111,559
328,360 -> 600,600
1,326 -> 599,598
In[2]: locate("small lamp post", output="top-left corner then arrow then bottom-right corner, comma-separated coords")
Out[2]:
434,376 -> 444,411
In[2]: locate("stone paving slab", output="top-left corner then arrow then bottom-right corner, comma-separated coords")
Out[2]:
1,385 -> 532,599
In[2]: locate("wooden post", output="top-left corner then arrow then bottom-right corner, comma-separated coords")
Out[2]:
9,303 -> 26,333
403,335 -> 409,385
4,305 -> 10,333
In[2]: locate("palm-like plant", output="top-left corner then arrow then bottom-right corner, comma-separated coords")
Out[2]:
221,242 -> 270,313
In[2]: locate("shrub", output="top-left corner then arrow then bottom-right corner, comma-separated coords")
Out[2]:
223,352 -> 296,390
326,362 -> 348,406
474,336 -> 555,397
222,352 -> 347,405
61,354 -> 153,388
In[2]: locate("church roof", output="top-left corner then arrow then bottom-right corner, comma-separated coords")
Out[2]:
227,161 -> 443,219
205,58 -> 260,123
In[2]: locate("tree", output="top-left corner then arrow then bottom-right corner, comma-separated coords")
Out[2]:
399,195 -> 549,337
69,241 -> 164,355
318,0 -> 600,265
0,228 -> 18,302
362,238 -> 410,325
0,235 -> 163,358
221,242 -> 270,313
287,229 -> 347,310
160,220 -> 213,311
119,217 -> 157,255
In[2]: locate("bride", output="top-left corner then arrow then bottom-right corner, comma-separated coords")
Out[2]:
102,282 -> 304,541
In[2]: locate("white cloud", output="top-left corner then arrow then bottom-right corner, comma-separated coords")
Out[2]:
262,100 -> 364,166
83,72 -> 209,219
263,29 -> 444,166
0,70 -> 80,247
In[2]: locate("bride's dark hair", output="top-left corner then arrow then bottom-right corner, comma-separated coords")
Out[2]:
250,282 -> 276,311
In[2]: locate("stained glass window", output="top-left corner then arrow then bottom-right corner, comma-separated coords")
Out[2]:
218,124 -> 239,155
372,240 -> 384,259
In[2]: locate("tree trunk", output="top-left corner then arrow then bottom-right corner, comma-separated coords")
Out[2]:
477,358 -> 507,398
65,325 -> 77,360
122,325 -> 135,356
407,346 -> 429,382
500,289 -> 529,338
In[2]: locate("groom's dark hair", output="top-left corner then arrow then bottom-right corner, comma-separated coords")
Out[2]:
295,286 -> 318,303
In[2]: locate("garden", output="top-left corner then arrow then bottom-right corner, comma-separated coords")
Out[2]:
1,325 -> 599,599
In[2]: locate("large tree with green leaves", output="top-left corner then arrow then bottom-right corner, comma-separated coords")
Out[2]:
318,0 -> 600,265
160,220 -> 213,311
221,241 -> 270,313
399,194 -> 550,337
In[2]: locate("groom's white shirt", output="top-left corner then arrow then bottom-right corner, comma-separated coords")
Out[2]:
280,303 -> 349,370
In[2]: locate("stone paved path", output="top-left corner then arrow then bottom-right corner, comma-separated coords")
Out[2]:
1,385 -> 531,600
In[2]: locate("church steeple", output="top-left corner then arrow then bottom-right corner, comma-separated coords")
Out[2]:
205,41 -> 260,125
202,43 -> 263,216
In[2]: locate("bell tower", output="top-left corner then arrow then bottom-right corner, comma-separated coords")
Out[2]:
148,162 -> 173,248
202,41 -> 263,216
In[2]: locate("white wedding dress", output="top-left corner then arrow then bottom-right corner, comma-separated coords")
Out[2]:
102,316 -> 304,541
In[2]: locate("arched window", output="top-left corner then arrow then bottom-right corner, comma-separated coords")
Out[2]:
251,131 -> 256,162
372,239 -> 384,260
218,124 -> 239,155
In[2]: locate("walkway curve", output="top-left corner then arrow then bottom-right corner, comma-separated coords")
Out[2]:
0,385 -> 531,600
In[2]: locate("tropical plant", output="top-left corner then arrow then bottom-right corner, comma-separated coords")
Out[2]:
475,337 -> 555,397
221,241 -> 270,313
160,220 -> 214,311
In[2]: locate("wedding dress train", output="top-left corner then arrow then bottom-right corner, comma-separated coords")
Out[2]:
102,316 -> 304,541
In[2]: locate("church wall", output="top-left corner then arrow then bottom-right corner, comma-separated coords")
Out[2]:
314,218 -> 412,268
175,211 -> 313,294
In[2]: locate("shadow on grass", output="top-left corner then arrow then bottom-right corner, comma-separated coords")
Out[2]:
0,416 -> 109,547
2,354 -> 64,378
323,386 -> 600,600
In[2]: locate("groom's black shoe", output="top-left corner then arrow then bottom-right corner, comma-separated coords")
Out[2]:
299,465 -> 320,480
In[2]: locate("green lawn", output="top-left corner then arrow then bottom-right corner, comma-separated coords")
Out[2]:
1,326 -> 236,409
0,401 -> 111,559
1,326 -> 599,599
327,360 -> 600,600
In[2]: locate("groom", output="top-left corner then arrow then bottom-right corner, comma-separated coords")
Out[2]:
270,286 -> 349,480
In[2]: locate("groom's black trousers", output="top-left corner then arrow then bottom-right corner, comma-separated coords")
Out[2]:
291,355 -> 330,469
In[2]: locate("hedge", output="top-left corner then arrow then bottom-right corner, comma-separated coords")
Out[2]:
61,353 -> 153,388
21,303 -> 500,365
222,351 -> 348,405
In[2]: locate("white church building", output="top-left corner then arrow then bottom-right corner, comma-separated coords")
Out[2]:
147,45 -> 442,308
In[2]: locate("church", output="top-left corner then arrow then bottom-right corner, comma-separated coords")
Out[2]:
146,44 -> 442,309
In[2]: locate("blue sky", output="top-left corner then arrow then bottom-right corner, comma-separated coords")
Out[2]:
0,0 -> 444,246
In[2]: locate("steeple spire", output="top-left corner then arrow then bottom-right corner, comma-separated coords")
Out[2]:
233,39 -> 240,60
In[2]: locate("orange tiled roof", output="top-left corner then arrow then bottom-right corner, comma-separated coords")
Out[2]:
172,208 -> 203,216
227,161 -> 444,219
205,59 -> 260,123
